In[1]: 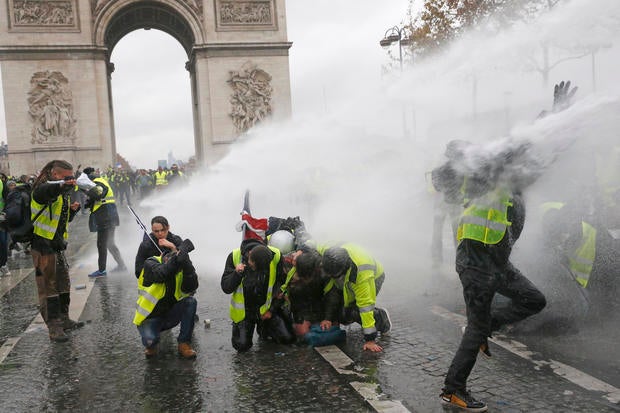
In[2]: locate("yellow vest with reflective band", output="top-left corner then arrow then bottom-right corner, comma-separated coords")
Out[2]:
154,171 -> 168,186
280,266 -> 296,294
133,256 -> 190,326
92,177 -> 116,213
31,192 -> 70,240
569,221 -> 596,288
338,243 -> 385,336
457,190 -> 512,245
229,246 -> 281,323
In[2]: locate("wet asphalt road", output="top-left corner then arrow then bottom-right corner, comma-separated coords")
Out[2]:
0,210 -> 619,412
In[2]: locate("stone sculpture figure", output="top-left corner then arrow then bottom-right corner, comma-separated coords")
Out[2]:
27,71 -> 77,144
13,0 -> 74,25
228,63 -> 273,133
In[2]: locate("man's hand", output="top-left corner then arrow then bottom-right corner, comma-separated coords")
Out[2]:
260,310 -> 272,320
158,238 -> 176,251
70,201 -> 80,211
235,263 -> 246,273
320,320 -> 332,330
363,341 -> 383,352
553,80 -> 578,113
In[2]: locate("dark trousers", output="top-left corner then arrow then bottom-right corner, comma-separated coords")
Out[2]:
444,265 -> 546,393
0,230 -> 7,267
117,187 -> 131,205
138,297 -> 197,348
97,227 -> 125,271
232,312 -> 294,352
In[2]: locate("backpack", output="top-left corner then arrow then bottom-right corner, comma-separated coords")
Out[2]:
5,185 -> 48,243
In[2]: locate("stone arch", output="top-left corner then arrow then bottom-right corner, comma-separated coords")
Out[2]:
93,0 -> 205,55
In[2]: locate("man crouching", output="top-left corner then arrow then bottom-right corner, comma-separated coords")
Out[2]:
133,239 -> 199,359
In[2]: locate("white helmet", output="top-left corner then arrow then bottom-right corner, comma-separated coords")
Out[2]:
268,230 -> 295,255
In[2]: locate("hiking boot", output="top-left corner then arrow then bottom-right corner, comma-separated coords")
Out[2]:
88,269 -> 107,278
375,307 -> 392,336
48,319 -> 69,343
440,389 -> 487,412
479,339 -> 492,358
178,342 -> 197,359
62,316 -> 85,332
111,265 -> 128,273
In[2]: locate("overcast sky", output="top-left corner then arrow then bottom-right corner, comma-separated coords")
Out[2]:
19,0 -> 396,169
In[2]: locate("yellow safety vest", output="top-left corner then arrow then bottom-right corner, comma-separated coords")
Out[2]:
31,192 -> 70,240
569,222 -> 597,288
133,256 -> 190,326
92,177 -> 115,213
154,171 -> 168,186
324,243 -> 385,336
457,190 -> 512,245
229,246 -> 280,323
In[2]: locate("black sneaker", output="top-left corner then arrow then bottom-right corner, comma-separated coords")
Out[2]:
440,389 -> 487,412
375,307 -> 392,335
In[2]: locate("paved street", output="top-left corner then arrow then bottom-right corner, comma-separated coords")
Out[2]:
0,209 -> 619,412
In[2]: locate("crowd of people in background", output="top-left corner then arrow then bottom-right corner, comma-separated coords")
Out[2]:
0,162 -> 195,277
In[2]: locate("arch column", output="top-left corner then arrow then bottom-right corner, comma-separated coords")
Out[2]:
0,0 -> 292,173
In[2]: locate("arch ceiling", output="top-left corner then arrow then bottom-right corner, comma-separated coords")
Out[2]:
103,1 -> 196,56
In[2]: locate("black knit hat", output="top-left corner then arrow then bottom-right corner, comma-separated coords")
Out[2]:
83,167 -> 95,175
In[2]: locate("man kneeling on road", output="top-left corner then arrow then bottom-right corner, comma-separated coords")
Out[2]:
133,239 -> 199,359
321,244 -> 392,352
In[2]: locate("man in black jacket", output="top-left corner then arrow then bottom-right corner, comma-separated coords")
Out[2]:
221,239 -> 294,351
134,215 -> 183,278
82,167 -> 126,277
134,239 -> 198,359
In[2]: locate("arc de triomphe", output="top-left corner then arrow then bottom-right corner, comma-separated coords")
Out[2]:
0,0 -> 292,173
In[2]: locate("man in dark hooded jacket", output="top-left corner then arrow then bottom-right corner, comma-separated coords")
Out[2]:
221,238 -> 294,351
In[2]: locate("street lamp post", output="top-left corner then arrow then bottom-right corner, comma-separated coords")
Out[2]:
380,26 -> 414,139
380,26 -> 409,72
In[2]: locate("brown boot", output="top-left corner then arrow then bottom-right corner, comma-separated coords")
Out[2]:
48,319 -> 69,343
144,347 -> 157,359
178,342 -> 197,359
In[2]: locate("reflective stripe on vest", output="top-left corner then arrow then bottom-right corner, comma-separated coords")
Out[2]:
457,191 -> 512,245
229,246 -> 281,323
92,177 -> 116,213
31,194 -> 68,240
569,221 -> 596,288
133,256 -> 189,325
340,243 -> 384,336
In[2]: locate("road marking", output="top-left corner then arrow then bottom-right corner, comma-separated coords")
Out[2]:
0,267 -> 33,298
0,241 -> 97,365
431,305 -> 620,404
315,345 -> 411,412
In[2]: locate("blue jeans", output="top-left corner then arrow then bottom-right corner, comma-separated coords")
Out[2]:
137,297 -> 197,348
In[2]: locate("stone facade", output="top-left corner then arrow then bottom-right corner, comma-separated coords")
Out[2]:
0,0 -> 292,174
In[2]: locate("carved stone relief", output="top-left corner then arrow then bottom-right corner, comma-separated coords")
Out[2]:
216,0 -> 276,30
228,62 -> 272,133
27,71 -> 77,145
11,0 -> 76,26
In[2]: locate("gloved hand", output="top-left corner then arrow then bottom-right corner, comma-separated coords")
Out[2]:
178,239 -> 195,254
552,80 -> 578,113
86,185 -> 104,200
